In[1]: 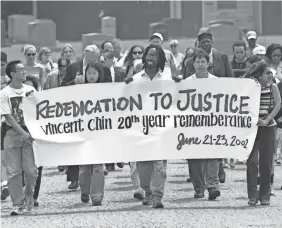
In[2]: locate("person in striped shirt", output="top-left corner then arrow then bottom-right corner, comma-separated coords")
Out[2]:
245,61 -> 281,206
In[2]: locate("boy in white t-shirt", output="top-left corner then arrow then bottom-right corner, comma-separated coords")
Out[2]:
0,60 -> 38,215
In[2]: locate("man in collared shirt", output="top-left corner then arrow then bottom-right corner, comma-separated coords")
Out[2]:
184,49 -> 221,200
150,33 -> 178,79
126,44 -> 169,209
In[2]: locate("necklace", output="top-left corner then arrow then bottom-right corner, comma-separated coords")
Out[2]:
11,87 -> 24,95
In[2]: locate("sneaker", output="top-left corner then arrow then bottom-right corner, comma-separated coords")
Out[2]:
1,186 -> 9,200
194,191 -> 205,199
92,200 -> 102,206
229,164 -> 235,169
186,177 -> 191,182
24,196 -> 34,213
133,191 -> 144,200
10,205 -> 26,216
68,181 -> 79,190
116,163 -> 124,168
248,198 -> 258,206
103,170 -> 108,176
152,199 -> 164,209
219,172 -> 226,183
58,166 -> 65,172
260,199 -> 270,206
142,194 -> 152,205
208,188 -> 221,200
81,193 -> 90,203
276,160 -> 281,165
34,199 -> 39,207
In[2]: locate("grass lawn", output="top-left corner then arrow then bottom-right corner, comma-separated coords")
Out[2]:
2,36 -> 282,63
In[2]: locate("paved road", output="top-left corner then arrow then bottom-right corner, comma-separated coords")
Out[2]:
1,161 -> 282,228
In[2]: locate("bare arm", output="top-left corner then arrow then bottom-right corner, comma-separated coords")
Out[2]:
39,66 -> 46,90
268,83 -> 281,120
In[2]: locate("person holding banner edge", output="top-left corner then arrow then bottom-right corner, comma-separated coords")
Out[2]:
74,61 -> 111,206
0,60 -> 38,215
245,61 -> 281,206
124,44 -> 169,209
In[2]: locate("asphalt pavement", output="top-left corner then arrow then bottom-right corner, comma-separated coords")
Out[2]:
1,160 -> 282,228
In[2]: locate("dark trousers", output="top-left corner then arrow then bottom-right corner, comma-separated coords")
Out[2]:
67,166 -> 79,182
247,126 -> 275,201
22,166 -> 43,200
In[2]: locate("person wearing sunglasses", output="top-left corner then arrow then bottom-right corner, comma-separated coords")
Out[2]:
169,40 -> 185,74
22,44 -> 45,91
121,45 -> 144,78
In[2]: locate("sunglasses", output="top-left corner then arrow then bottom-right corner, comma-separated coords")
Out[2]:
170,45 -> 177,48
133,51 -> 143,55
26,53 -> 36,56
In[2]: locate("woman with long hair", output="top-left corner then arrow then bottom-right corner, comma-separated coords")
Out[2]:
265,43 -> 282,81
122,45 -> 144,78
22,44 -> 45,90
37,47 -> 57,75
61,43 -> 75,63
245,61 -> 281,206
76,62 -> 111,206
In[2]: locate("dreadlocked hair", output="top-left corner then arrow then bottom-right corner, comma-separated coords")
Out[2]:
142,44 -> 166,72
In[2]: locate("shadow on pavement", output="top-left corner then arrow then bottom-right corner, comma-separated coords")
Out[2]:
43,171 -> 62,178
115,175 -> 131,179
112,181 -> 132,186
48,189 -> 81,195
108,186 -> 136,192
168,180 -> 188,185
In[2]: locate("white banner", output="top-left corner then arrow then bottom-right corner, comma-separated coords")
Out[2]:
22,78 -> 261,166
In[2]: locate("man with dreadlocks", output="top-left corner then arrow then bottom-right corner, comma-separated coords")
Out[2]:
124,44 -> 168,209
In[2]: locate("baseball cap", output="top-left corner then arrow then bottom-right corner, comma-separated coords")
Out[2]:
150,33 -> 163,42
246,31 -> 257,40
58,58 -> 71,68
253,46 -> 266,55
170,40 -> 179,46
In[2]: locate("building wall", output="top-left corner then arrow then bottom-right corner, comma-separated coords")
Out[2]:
202,1 -> 259,32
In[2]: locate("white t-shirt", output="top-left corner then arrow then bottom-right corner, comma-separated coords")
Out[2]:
185,73 -> 217,79
132,69 -> 170,83
0,84 -> 35,126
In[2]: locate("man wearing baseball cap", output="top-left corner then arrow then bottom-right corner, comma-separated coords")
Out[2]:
253,46 -> 266,57
245,31 -> 264,57
150,33 -> 178,79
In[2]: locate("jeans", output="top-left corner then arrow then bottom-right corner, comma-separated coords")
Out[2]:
79,164 -> 104,202
137,160 -> 167,200
67,166 -> 79,182
247,126 -> 275,201
1,149 -> 7,186
188,159 -> 219,193
130,162 -> 141,189
4,129 -> 38,206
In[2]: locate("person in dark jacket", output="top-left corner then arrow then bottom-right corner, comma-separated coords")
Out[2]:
61,45 -> 112,86
183,32 -> 234,78
230,41 -> 247,78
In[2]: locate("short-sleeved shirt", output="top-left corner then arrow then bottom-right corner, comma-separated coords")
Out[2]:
0,84 -> 35,126
132,69 -> 171,82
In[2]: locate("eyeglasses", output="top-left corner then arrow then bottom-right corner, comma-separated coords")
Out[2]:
15,67 -> 27,73
133,51 -> 143,55
170,45 -> 177,48
26,53 -> 36,57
